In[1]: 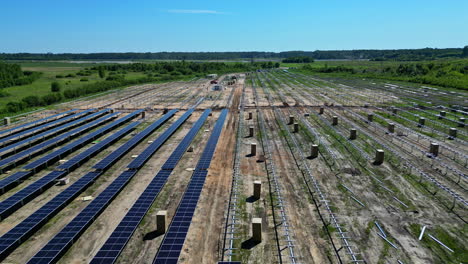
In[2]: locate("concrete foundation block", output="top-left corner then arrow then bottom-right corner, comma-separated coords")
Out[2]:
310,144 -> 319,159
252,218 -> 262,242
157,210 -> 167,234
332,116 -> 338,126
350,129 -> 357,140
253,181 -> 261,199
374,149 -> 384,165
429,143 -> 439,157
388,123 -> 395,133
251,143 -> 257,156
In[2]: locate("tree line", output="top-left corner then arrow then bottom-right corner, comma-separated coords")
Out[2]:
1,47 -> 467,61
0,62 -> 41,88
301,59 -> 468,91
282,56 -> 314,63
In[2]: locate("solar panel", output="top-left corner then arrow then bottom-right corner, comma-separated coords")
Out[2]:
0,111 -> 172,262
0,111 -> 122,173
0,170 -> 102,261
56,122 -> 139,171
127,109 -> 194,169
0,109 -> 77,138
0,171 -> 33,194
93,109 -> 178,171
0,111 -> 144,220
0,170 -> 67,221
22,111 -> 118,171
0,109 -> 107,159
0,109 -> 92,147
153,109 -> 228,264
91,109 -> 211,264
27,110 -> 194,264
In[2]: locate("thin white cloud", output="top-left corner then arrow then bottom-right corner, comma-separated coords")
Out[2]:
167,9 -> 224,14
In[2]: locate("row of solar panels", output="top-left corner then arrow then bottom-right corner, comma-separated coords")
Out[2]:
0,109 -> 102,159
26,110 -> 193,263
0,109 -> 77,139
91,109 -> 212,263
0,110 -> 145,220
154,109 -> 228,264
0,109 -> 92,148
0,112 -> 118,195
0,110 -> 117,173
0,110 -> 177,262
127,109 -> 194,169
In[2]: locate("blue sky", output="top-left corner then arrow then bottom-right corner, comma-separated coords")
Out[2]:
1,0 -> 467,52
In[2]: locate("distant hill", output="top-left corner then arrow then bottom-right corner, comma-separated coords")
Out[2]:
0,47 -> 466,61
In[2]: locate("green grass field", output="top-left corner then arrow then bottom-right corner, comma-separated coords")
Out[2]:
0,62 -> 147,108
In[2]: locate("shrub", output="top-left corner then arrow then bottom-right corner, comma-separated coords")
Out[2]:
6,101 -> 26,113
80,78 -> 89,82
51,81 -> 61,92
41,93 -> 62,105
22,95 -> 42,107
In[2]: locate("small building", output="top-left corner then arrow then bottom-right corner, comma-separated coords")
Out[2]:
212,84 -> 224,91
206,73 -> 218,79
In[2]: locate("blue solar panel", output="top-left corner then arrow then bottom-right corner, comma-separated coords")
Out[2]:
27,110 -> 193,264
0,170 -> 67,221
0,111 -> 123,173
0,111 -> 144,220
0,111 -> 172,262
0,171 -> 33,194
0,109 -> 92,147
91,109 -> 211,264
93,109 -> 178,171
22,111 -> 117,171
0,109 -> 77,138
0,170 -> 102,261
153,109 -> 228,264
0,109 -> 106,159
127,109 -> 194,169
56,122 -> 139,171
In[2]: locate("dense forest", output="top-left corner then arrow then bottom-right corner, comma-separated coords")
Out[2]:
0,62 -> 41,88
300,59 -> 468,90
282,56 -> 314,63
1,47 -> 466,61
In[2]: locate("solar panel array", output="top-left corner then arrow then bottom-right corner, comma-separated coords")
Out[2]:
127,109 -> 195,169
27,110 -> 193,264
153,109 -> 228,264
0,109 -> 105,159
56,121 -> 140,171
0,111 -> 178,262
91,109 -> 211,264
93,109 -> 178,171
0,109 -> 76,138
0,113 -> 118,194
0,109 -> 93,147
23,110 -> 118,171
0,111 -> 146,220
0,111 -> 119,173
